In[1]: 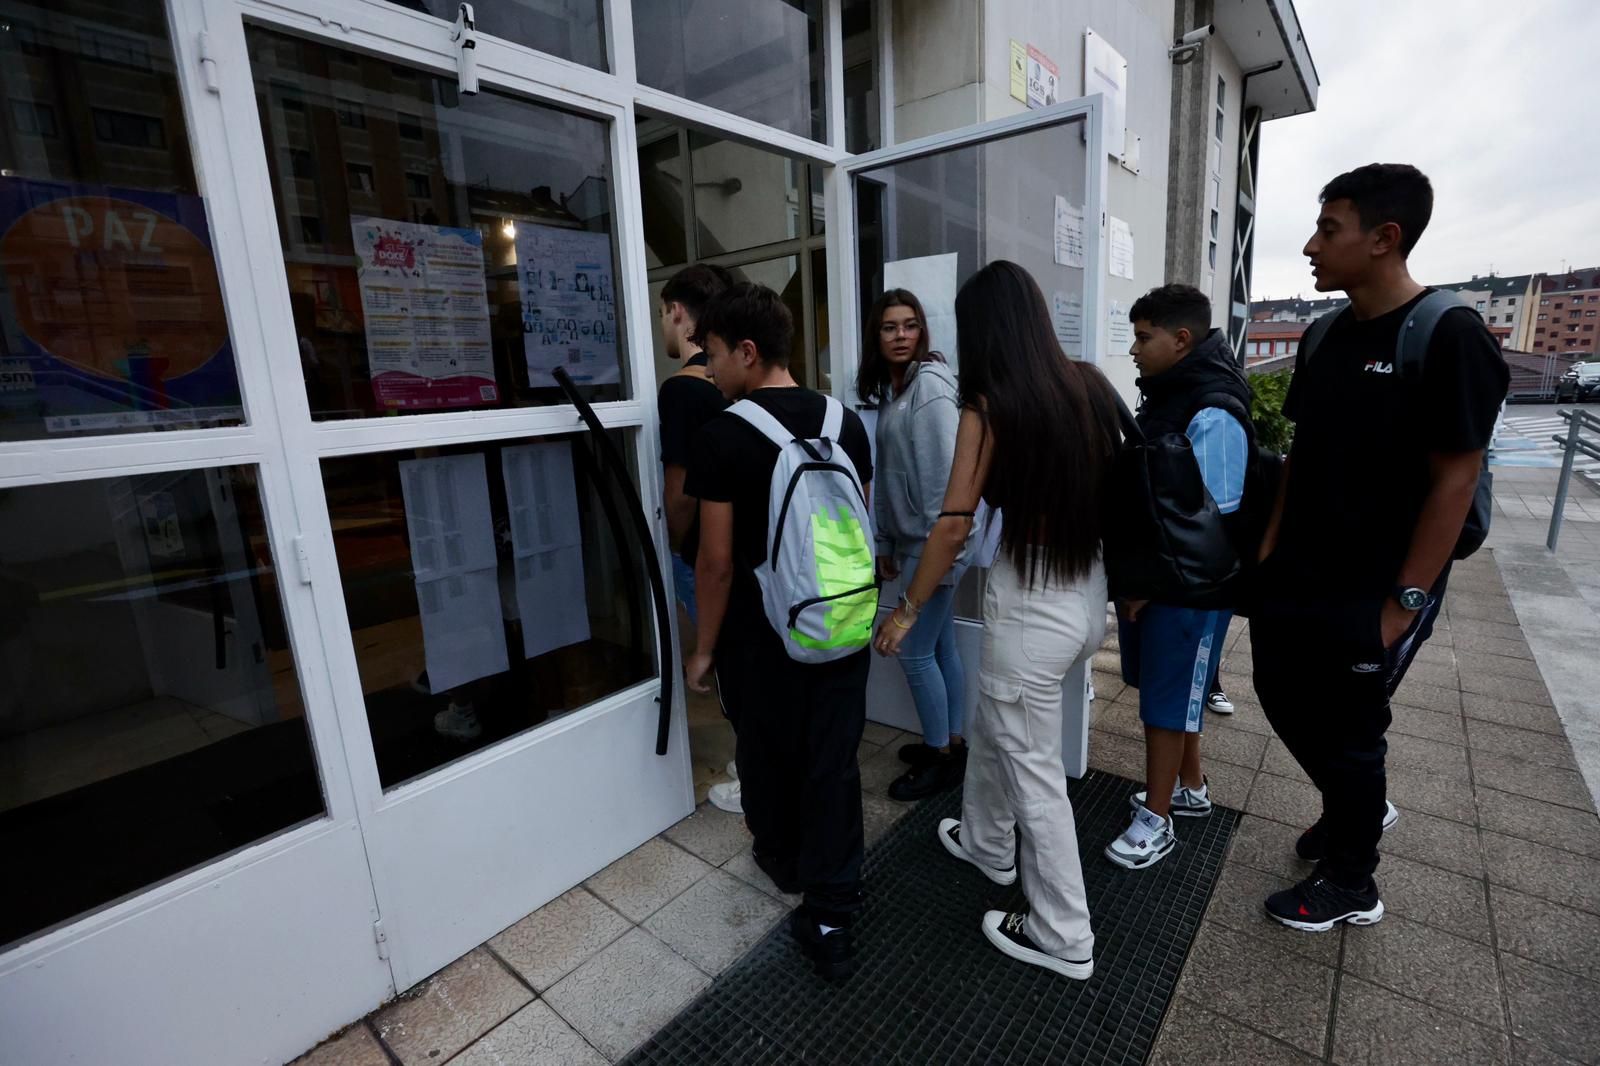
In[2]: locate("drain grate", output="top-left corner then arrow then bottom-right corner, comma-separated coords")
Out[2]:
623,770 -> 1238,1066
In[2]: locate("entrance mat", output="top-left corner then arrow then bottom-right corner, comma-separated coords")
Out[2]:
622,771 -> 1239,1066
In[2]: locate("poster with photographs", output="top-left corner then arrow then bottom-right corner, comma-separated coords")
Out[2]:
516,224 -> 619,386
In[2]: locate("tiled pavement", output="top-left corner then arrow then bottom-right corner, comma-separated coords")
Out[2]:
295,479 -> 1600,1066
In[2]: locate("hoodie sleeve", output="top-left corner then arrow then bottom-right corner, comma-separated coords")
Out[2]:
910,370 -> 962,537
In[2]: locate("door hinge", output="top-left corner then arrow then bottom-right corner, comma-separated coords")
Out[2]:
197,31 -> 220,94
293,535 -> 313,586
373,919 -> 390,961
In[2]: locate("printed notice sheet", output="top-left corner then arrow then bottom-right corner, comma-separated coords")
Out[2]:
1053,197 -> 1086,269
517,224 -> 620,387
1052,292 -> 1084,357
501,441 -> 590,659
1108,216 -> 1136,280
1108,300 -> 1134,351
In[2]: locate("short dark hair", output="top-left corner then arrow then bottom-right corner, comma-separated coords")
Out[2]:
1129,284 -> 1211,340
1320,163 -> 1434,257
660,263 -> 733,322
693,283 -> 793,367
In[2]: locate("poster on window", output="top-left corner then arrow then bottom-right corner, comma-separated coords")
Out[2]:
516,224 -> 619,387
501,440 -> 591,660
0,177 -> 243,434
351,216 -> 497,411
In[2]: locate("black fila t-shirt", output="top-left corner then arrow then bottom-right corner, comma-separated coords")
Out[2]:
1273,289 -> 1509,598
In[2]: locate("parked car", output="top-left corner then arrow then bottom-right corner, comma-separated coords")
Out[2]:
1556,362 -> 1600,403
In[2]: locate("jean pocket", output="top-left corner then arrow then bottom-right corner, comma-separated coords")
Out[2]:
1020,586 -> 1087,665
978,670 -> 1030,753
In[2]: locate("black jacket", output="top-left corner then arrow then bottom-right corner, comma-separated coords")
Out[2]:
1134,329 -> 1253,441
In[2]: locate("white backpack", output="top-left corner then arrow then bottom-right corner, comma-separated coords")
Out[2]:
728,395 -> 879,663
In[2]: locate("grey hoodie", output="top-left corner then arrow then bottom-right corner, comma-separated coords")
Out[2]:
872,360 -> 978,582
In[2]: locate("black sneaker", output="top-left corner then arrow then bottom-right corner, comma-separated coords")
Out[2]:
888,752 -> 963,801
1295,801 -> 1400,862
788,910 -> 856,980
981,911 -> 1093,980
1265,871 -> 1384,932
898,742 -> 939,766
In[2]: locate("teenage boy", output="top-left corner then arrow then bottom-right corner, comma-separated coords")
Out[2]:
683,283 -> 874,978
656,264 -> 741,813
1254,164 -> 1507,931
1108,284 -> 1253,870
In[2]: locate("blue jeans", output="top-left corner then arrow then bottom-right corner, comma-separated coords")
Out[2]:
671,552 -> 697,626
896,583 -> 965,748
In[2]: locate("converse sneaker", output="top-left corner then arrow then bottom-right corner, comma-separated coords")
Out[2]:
708,779 -> 743,814
981,911 -> 1093,981
1130,776 -> 1213,817
1105,805 -> 1177,870
1265,871 -> 1384,932
433,700 -> 481,741
1206,689 -> 1235,715
788,910 -> 856,980
1295,801 -> 1399,862
937,818 -> 1017,885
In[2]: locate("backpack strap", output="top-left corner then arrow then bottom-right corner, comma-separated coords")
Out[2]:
727,398 -> 794,450
1296,307 -> 1344,371
820,395 -> 844,441
1395,289 -> 1475,381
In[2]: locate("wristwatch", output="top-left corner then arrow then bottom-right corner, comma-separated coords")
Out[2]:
1393,585 -> 1428,612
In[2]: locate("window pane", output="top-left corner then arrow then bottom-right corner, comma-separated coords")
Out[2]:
690,133 -> 801,255
636,125 -> 688,269
634,0 -> 825,141
322,432 -> 657,789
0,0 -> 244,442
0,467 -> 319,946
811,246 -> 830,393
728,256 -> 805,386
246,27 -> 626,420
372,0 -> 605,70
842,0 -> 880,153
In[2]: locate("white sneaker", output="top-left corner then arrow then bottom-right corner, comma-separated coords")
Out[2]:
1131,777 -> 1213,818
937,818 -> 1017,885
708,779 -> 743,814
433,700 -> 481,741
1206,690 -> 1235,715
1105,806 -> 1176,870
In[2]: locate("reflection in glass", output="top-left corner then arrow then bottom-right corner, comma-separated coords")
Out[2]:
246,27 -> 626,420
0,468 -> 319,947
842,0 -> 880,153
690,133 -> 801,256
372,0 -> 606,71
0,0 -> 243,441
636,127 -> 687,269
322,431 -> 656,790
732,256 -> 805,385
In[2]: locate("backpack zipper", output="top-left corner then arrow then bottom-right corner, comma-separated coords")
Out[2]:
787,581 -> 880,630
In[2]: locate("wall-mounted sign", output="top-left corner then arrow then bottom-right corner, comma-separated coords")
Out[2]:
1025,45 -> 1059,110
516,224 -> 619,387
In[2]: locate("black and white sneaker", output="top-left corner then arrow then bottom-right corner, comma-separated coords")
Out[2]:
937,818 -> 1017,885
1265,872 -> 1384,932
788,910 -> 856,980
1295,801 -> 1400,862
981,911 -> 1093,980
1206,689 -> 1235,715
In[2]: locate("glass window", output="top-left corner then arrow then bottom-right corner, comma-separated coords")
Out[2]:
0,0 -> 244,442
321,432 -> 655,789
635,125 -> 688,269
690,133 -> 801,254
246,27 -> 626,419
634,0 -> 826,141
0,466 -> 319,947
374,0 -> 605,71
729,255 -> 805,384
842,0 -> 880,153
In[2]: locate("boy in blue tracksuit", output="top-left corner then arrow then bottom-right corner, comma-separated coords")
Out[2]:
1108,284 -> 1255,870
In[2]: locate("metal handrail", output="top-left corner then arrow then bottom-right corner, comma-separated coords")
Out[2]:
1547,408 -> 1600,550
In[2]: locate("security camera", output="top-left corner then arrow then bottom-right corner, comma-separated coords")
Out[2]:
452,3 -> 479,95
1169,23 -> 1214,61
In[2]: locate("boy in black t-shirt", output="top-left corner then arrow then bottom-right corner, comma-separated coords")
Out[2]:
684,283 -> 874,979
1253,164 -> 1509,933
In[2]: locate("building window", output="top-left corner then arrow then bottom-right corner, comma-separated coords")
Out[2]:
91,107 -> 166,148
1509,297 -> 1517,305
404,171 -> 431,198
396,112 -> 423,140
9,99 -> 58,137
1541,298 -> 1550,306
78,26 -> 154,70
1475,300 -> 1486,311
1555,302 -> 1565,309
1215,76 -> 1226,141
335,98 -> 366,128
347,163 -> 375,192
1539,313 -> 1548,320
1491,298 -> 1500,306
288,149 -> 316,180
296,215 -> 323,243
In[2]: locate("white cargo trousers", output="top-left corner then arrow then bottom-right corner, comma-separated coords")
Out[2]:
960,552 -> 1105,960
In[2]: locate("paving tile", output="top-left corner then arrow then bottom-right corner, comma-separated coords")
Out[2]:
1462,692 -> 1567,735
1458,651 -> 1548,683
1226,814 -> 1306,880
1386,731 -> 1472,778
1150,996 -> 1323,1066
1091,699 -> 1144,741
1382,805 -> 1485,877
1511,1038 -> 1585,1065
1492,885 -> 1600,983
1501,953 -> 1600,1064
290,1024 -> 388,1066
1259,739 -> 1311,784
489,887 -> 631,992
1389,702 -> 1468,745
1379,852 -> 1493,944
1452,630 -> 1536,661
1089,668 -> 1127,703
584,837 -> 714,922
1087,727 -> 1147,780
643,869 -> 789,976
1472,753 -> 1596,812
1341,913 -> 1503,1023
1210,693 -> 1275,736
1387,765 -> 1476,824
663,801 -> 754,866
373,949 -> 532,1066
1476,788 -> 1600,860
1246,771 -> 1321,828
863,789 -> 913,848
1447,594 -> 1520,624
861,721 -> 900,746
720,848 -> 802,907
1201,861 -> 1340,966
857,741 -> 907,795
1402,658 -> 1462,690
1331,976 -> 1510,1066
1201,722 -> 1268,771
1173,921 -> 1335,1056
1390,678 -> 1463,715
1482,831 -> 1600,914
1465,720 -> 1580,771
1449,616 -> 1531,644
1458,671 -> 1555,708
543,929 -> 711,1062
1201,757 -> 1256,810
450,1002 -> 607,1066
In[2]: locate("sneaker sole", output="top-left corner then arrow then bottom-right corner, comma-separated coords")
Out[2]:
1104,833 -> 1177,870
708,794 -> 744,815
937,819 -> 1017,886
1130,792 -> 1212,818
981,912 -> 1093,980
1267,898 -> 1385,933
1208,704 -> 1235,715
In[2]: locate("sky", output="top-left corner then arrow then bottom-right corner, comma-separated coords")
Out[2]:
1251,0 -> 1600,300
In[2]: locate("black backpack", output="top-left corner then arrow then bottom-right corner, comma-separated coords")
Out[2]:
1296,290 -> 1493,560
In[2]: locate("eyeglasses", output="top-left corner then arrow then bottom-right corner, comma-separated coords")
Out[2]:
879,321 -> 923,338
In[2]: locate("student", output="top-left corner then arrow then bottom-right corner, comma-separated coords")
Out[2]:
1254,164 -> 1508,931
1107,284 -> 1253,870
656,264 -> 740,812
684,283 -> 875,979
875,261 -> 1120,981
858,288 -> 976,801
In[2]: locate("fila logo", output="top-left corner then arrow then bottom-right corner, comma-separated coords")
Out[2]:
1364,360 -> 1395,374
1351,662 -> 1384,673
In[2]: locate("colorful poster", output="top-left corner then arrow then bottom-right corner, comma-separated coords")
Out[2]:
1026,45 -> 1059,110
351,216 -> 497,411
0,177 -> 243,434
516,223 -> 619,387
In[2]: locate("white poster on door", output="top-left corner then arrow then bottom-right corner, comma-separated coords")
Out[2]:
516,224 -> 619,387
501,440 -> 591,659
884,252 -> 960,369
1084,30 -> 1128,160
1052,291 -> 1084,357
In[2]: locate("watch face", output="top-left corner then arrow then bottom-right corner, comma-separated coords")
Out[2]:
1399,588 -> 1427,611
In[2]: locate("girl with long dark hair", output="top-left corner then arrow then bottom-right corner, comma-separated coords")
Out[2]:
873,261 -> 1120,980
858,288 -> 975,801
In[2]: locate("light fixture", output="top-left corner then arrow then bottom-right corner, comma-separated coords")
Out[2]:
502,219 -> 517,239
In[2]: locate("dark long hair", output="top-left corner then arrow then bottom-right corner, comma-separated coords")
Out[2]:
955,261 -> 1120,587
855,288 -> 943,404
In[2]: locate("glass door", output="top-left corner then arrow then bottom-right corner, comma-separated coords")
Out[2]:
830,100 -> 1107,776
